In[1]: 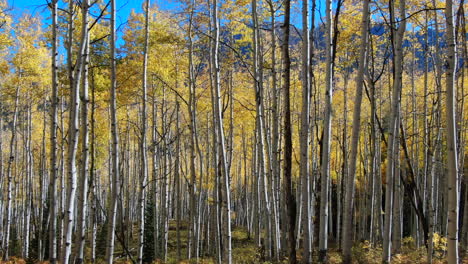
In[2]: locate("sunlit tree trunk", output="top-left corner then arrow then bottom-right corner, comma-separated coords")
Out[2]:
137,1 -> 150,263
160,85 -> 169,261
3,83 -> 20,261
74,2 -> 90,263
252,0 -> 272,258
62,1 -> 89,261
211,0 -> 232,262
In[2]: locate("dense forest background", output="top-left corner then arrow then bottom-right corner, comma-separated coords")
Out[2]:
0,0 -> 466,263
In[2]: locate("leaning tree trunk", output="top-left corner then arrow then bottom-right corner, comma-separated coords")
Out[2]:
341,1 -> 370,262
382,0 -> 406,262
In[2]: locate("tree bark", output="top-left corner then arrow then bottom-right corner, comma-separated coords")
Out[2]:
300,0 -> 312,262
341,1 -> 370,262
62,1 -> 89,261
319,0 -> 334,261
382,1 -> 406,262
137,1 -> 150,263
48,0 -> 59,262
444,0 -> 459,262
3,82 -> 20,261
281,0 -> 296,262
106,0 -> 121,262
75,1 -> 90,261
211,0 -> 232,262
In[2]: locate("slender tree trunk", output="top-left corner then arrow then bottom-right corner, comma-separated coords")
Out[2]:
382,1 -> 406,262
175,102 -> 181,261
444,1 -> 459,262
74,1 -> 90,262
319,0 -> 333,261
341,1 -> 369,262
137,1 -> 150,263
90,68 -> 97,264
160,86 -> 169,261
3,83 -> 20,261
186,0 -> 198,259
211,0 -> 232,262
62,1 -> 88,261
106,0 -> 121,262
48,0 -> 59,262
300,0 -> 311,262
281,0 -> 296,262
266,0 -> 281,258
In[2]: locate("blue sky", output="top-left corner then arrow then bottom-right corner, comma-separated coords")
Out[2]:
7,0 -> 181,27
7,0 -> 328,27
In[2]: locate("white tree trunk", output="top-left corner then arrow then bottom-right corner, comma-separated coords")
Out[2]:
3,83 -> 19,261
48,0 -> 59,262
106,0 -> 121,262
137,1 -> 150,263
382,1 -> 406,262
61,1 -> 88,261
211,0 -> 232,262
74,1 -> 90,261
319,0 -> 333,261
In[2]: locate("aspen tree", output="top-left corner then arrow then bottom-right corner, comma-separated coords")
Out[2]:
48,0 -> 59,262
341,1 -> 370,262
187,0 -> 198,259
382,0 -> 406,262
299,0 -> 312,262
137,1 -> 150,263
444,0 -> 459,262
106,0 -> 121,262
319,0 -> 333,261
211,0 -> 232,261
3,82 -> 20,261
266,0 -> 281,258
281,0 -> 296,262
75,0 -> 90,262
62,1 -> 89,262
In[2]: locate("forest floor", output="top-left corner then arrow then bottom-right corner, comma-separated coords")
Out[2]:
138,221 -> 464,263
1,221 -> 467,263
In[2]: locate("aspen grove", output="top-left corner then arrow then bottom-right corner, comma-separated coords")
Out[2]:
0,0 -> 466,263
